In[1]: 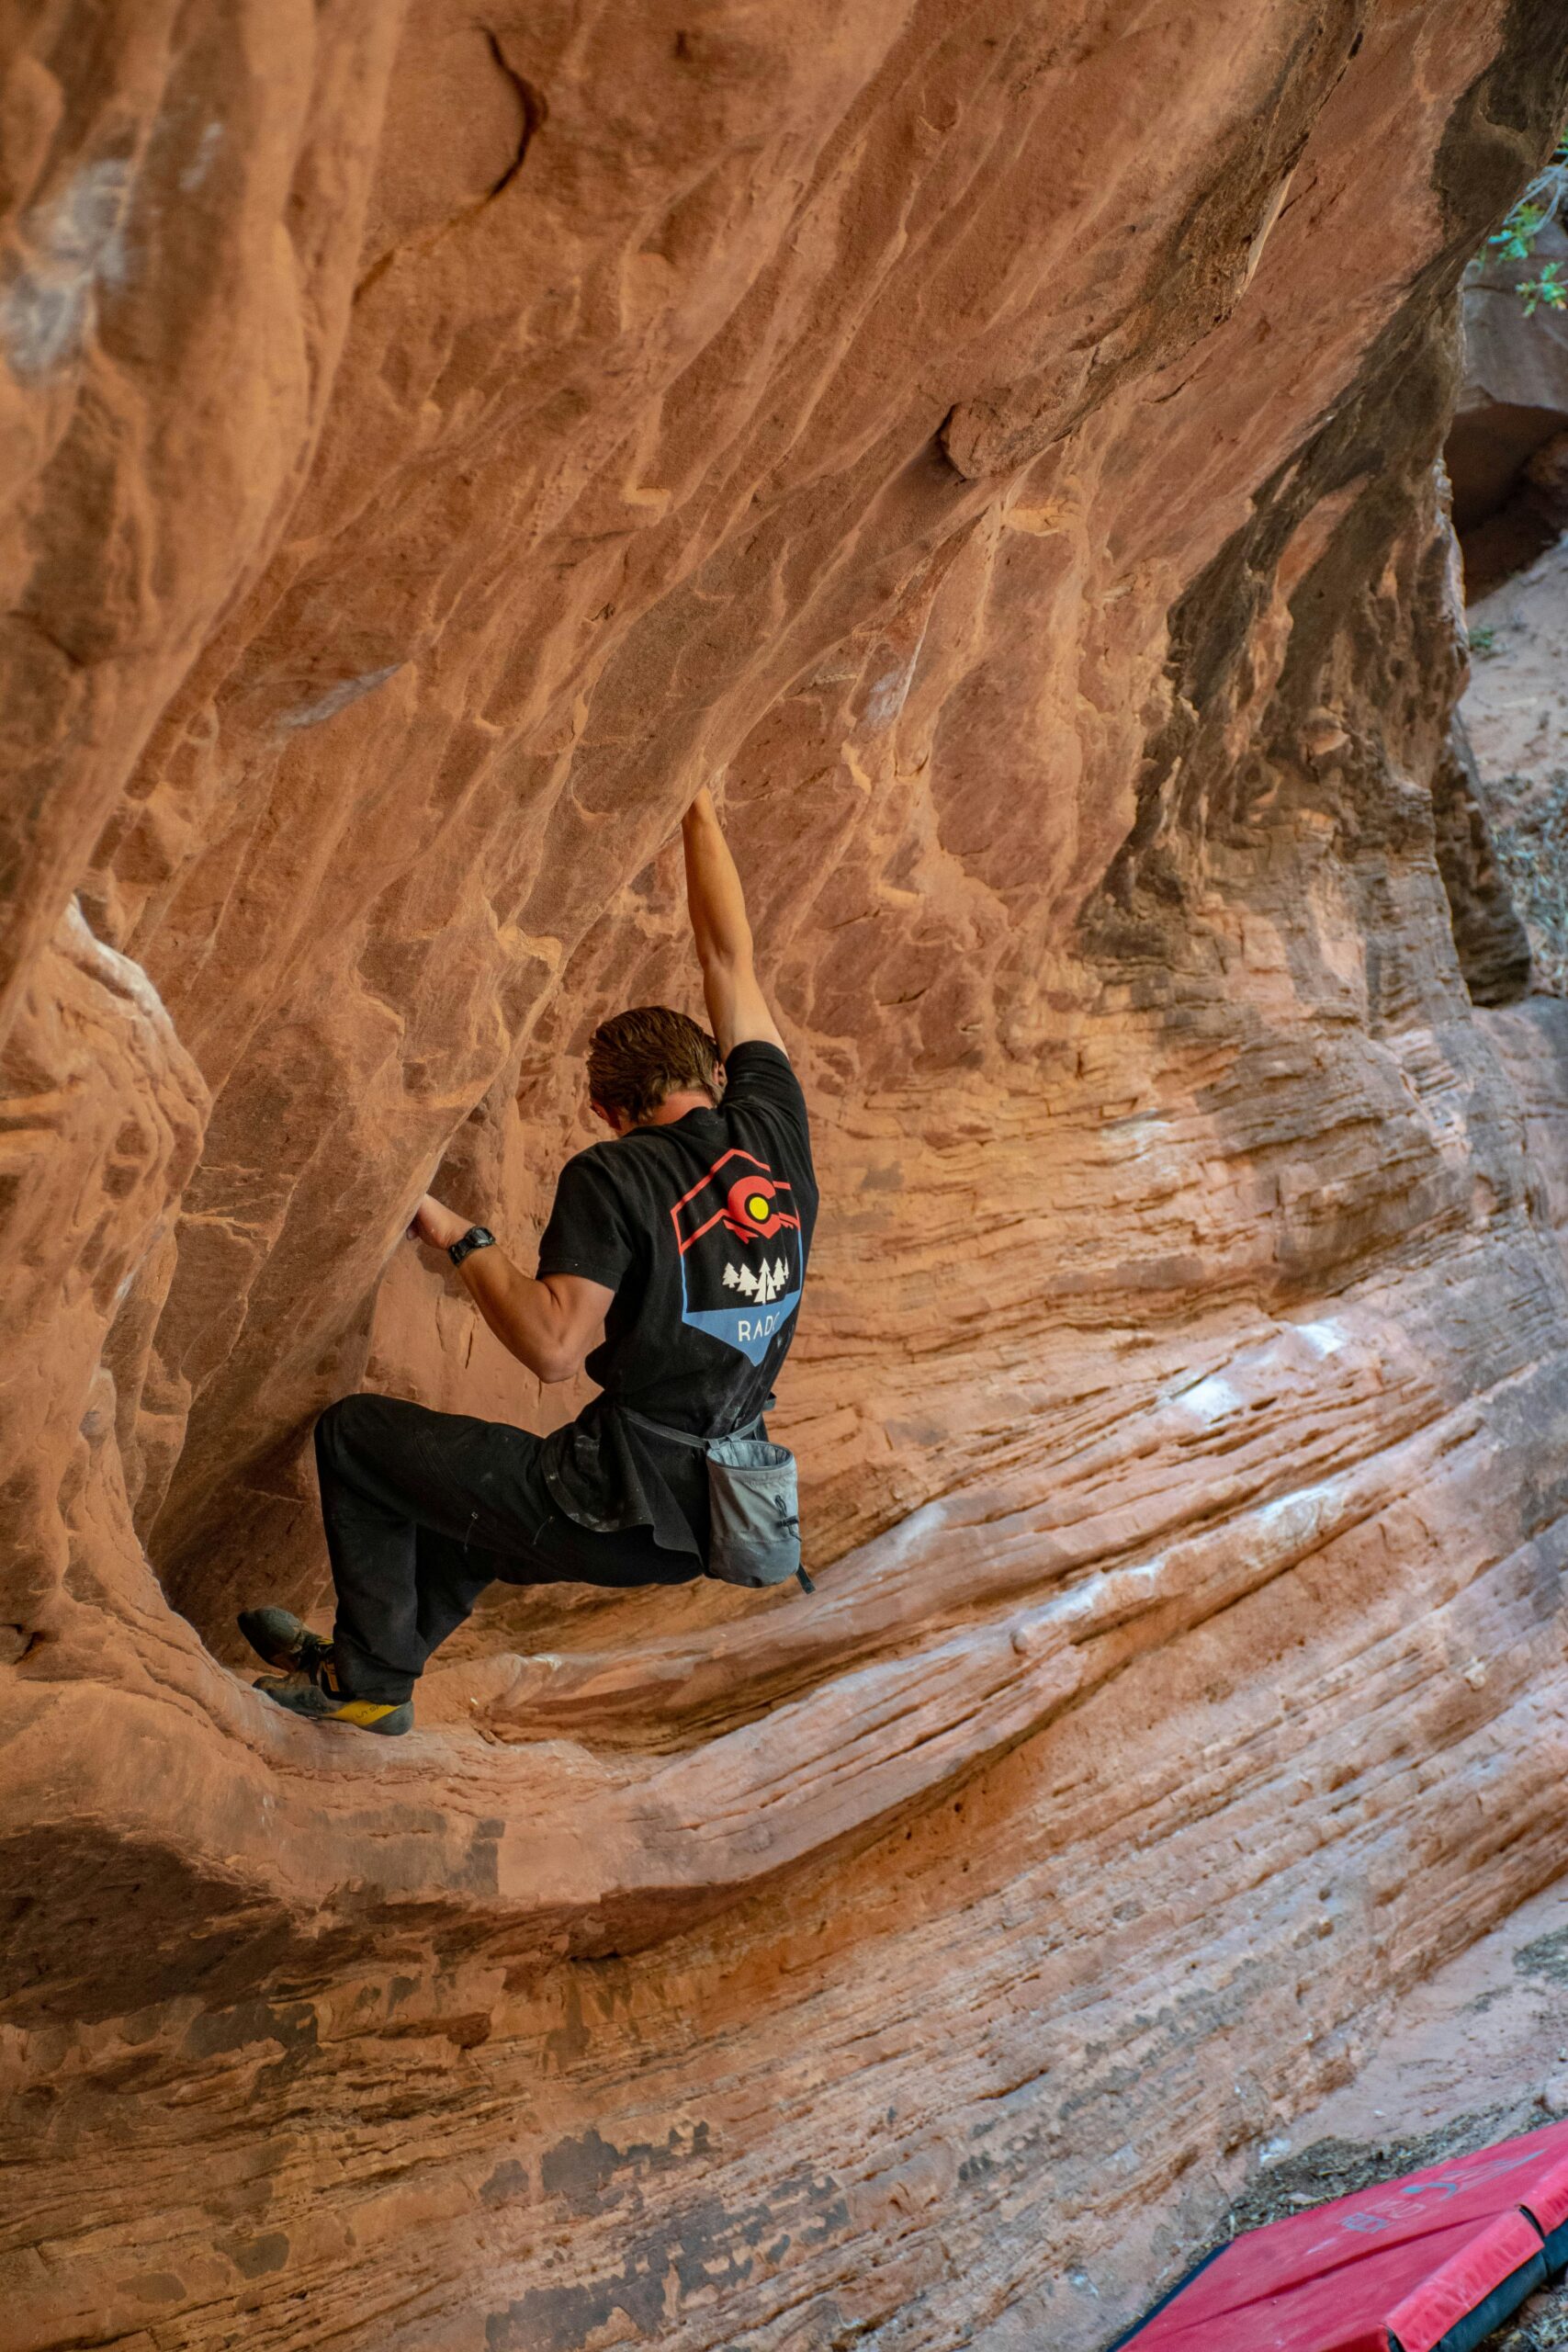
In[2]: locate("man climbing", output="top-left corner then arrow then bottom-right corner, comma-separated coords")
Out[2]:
240,786 -> 818,1734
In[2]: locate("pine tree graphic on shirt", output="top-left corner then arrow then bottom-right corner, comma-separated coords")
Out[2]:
723,1256 -> 789,1306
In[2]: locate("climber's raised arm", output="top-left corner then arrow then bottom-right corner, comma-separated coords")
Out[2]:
682,786 -> 786,1058
409,1193 -> 610,1384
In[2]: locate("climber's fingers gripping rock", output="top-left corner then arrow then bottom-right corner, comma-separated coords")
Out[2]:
408,1191 -> 468,1250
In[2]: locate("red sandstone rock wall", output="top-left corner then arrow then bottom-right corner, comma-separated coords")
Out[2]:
6,6 -> 1568,2348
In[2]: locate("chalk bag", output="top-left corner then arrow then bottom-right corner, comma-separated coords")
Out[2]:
704,1435 -> 810,1589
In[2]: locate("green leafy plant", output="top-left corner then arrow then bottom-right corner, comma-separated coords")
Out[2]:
1469,623 -> 1498,657
1517,261 -> 1568,316
1472,130 -> 1568,313
1492,200 -> 1551,261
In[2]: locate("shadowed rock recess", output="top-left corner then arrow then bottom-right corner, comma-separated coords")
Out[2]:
6,5 -> 1568,2347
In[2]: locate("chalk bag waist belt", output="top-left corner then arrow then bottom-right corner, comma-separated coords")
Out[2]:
618,1407 -> 813,1592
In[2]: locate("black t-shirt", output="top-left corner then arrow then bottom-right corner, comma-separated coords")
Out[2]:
536,1041 -> 818,1555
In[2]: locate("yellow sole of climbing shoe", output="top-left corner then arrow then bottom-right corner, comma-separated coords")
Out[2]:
256,1675 -> 413,1736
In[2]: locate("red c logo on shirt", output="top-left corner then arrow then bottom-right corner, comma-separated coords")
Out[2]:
723,1172 -> 793,1242
672,1148 -> 800,1256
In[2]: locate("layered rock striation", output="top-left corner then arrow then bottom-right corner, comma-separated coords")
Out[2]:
6,6 -> 1568,2348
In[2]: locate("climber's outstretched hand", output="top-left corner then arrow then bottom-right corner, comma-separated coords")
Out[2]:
409,1192 -> 468,1250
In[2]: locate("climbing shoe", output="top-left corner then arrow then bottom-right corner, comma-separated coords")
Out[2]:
238,1605 -> 334,1679
254,1662 -> 412,1736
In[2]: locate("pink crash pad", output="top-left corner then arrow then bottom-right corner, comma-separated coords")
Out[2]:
1113,2117 -> 1568,2352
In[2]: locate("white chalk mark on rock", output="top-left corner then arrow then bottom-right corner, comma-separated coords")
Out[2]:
1171,1373 -> 1241,1424
277,665 -> 405,729
1295,1319 -> 1348,1358
179,123 -> 224,195
0,158 -> 133,379
68,898 -> 179,1038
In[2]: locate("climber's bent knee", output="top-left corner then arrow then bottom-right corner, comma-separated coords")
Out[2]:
314,1391 -> 399,1478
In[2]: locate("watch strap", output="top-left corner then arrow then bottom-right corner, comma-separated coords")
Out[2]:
448,1225 -> 496,1268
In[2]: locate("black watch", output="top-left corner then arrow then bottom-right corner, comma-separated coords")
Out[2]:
448,1225 -> 496,1267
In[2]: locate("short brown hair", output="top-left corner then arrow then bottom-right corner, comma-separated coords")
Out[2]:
587,1005 -> 720,1126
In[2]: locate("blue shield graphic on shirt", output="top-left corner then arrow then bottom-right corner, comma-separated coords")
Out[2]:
671,1148 -> 802,1364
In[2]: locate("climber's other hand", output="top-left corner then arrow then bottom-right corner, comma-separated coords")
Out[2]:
410,1193 -> 468,1251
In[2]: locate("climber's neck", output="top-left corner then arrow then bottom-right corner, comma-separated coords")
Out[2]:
638,1089 -> 715,1129
592,1087 -> 716,1139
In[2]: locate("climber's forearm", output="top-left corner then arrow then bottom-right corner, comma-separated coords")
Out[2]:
409,1192 -> 610,1382
682,786 -> 753,970
681,787 -> 786,1057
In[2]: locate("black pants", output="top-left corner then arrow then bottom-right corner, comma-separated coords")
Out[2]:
315,1394 -> 700,1703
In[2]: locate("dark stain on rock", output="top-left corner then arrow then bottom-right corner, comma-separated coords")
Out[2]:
446,2009 -> 494,2050
183,1998 -> 320,2065
539,2126 -> 615,2210
1514,1925 -> 1568,1986
542,1975 -> 591,2068
488,2164 -> 845,2350
132,2271 -> 186,2303
481,2158 -> 529,2207
218,2229 -> 290,2278
462,1815 -> 504,1894
541,2120 -> 712,2216
376,2004 -> 494,2050
488,2259 -> 665,2352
